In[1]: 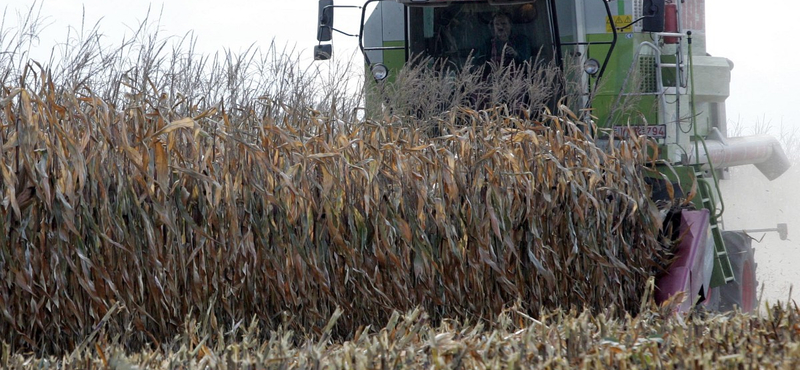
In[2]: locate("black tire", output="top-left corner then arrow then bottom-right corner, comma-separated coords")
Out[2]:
718,231 -> 758,312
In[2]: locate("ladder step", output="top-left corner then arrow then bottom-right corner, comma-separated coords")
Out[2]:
659,63 -> 682,68
663,87 -> 686,94
620,92 -> 663,96
656,32 -> 684,38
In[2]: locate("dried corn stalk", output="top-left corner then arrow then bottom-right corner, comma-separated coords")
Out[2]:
0,61 -> 666,354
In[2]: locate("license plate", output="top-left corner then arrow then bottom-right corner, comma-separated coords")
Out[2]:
612,125 -> 667,139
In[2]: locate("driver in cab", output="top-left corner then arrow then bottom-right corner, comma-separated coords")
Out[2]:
482,13 -> 531,67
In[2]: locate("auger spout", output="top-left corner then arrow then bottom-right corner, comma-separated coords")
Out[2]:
690,135 -> 790,181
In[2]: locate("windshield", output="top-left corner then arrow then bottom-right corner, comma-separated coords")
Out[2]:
407,2 -> 554,70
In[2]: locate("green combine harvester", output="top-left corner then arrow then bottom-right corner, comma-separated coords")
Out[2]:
314,0 -> 790,313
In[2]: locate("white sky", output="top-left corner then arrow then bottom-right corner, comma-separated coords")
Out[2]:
2,0 -> 798,132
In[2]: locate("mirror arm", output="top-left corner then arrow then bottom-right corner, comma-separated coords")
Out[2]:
319,5 -> 361,40
333,28 -> 359,37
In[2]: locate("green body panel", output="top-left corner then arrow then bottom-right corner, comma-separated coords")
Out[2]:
381,40 -> 406,83
365,40 -> 406,85
587,33 -> 657,128
365,40 -> 406,115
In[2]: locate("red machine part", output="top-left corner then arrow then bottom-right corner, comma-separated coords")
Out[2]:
655,210 -> 713,313
664,3 -> 679,44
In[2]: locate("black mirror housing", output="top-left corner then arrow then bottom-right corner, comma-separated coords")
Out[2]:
317,0 -> 334,42
642,0 -> 665,32
314,44 -> 332,61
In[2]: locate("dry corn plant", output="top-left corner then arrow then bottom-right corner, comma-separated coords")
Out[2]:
368,54 -> 566,127
779,125 -> 800,164
5,303 -> 800,369
605,47 -> 662,127
0,7 -> 671,357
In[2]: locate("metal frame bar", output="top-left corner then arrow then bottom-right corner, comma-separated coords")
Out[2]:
548,0 -> 564,69
359,0 -> 386,66
358,0 -> 409,67
551,1 -> 617,86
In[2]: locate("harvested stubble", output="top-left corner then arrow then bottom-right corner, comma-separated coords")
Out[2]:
5,304 -> 800,369
0,68 -> 665,355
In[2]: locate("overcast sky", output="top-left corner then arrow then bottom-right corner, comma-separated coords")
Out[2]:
3,0 -> 797,133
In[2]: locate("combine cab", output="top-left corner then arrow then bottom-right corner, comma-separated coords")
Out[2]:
315,0 -> 790,313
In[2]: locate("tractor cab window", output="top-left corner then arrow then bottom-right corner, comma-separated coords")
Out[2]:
408,2 -> 554,71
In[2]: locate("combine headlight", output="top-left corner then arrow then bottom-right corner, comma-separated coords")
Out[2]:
371,64 -> 389,81
584,58 -> 600,76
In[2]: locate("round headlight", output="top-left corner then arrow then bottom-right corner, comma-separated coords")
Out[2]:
371,64 -> 389,81
584,58 -> 600,75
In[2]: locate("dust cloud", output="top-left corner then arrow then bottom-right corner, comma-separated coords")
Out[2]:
719,164 -> 800,306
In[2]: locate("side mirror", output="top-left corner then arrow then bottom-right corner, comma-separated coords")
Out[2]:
314,44 -> 333,61
317,0 -> 334,42
642,0 -> 665,32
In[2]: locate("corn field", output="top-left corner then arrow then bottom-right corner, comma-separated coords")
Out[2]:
0,55 -> 671,353
3,8 -> 799,368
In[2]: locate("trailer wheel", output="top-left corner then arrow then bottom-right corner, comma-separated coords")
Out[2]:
718,231 -> 758,313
